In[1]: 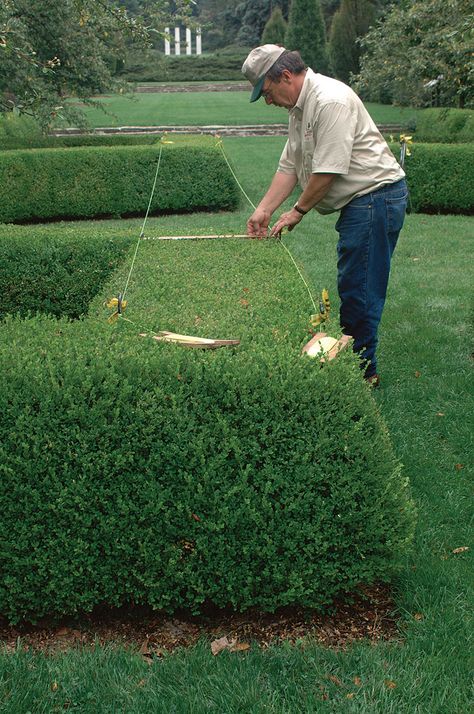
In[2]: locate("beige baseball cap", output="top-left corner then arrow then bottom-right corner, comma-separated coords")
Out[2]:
242,44 -> 286,102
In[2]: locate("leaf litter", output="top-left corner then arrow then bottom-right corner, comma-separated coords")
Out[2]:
0,584 -> 400,656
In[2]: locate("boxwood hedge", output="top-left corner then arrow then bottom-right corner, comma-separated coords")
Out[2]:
0,138 -> 239,223
392,142 -> 474,214
0,225 -> 133,320
0,314 -> 416,623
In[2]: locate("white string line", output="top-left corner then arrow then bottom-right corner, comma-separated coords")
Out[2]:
217,140 -> 317,313
122,143 -> 163,301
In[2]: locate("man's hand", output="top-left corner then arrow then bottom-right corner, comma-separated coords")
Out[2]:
247,207 -> 271,237
269,207 -> 303,236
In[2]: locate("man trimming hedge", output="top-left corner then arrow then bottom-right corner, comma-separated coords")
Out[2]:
242,45 -> 408,385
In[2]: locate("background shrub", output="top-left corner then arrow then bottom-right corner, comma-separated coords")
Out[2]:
0,138 -> 240,223
119,50 -> 248,83
0,315 -> 416,623
391,142 -> 474,214
0,227 -> 133,320
414,108 -> 474,143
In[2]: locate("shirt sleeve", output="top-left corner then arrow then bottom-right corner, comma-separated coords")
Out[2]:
312,102 -> 357,175
277,139 -> 297,175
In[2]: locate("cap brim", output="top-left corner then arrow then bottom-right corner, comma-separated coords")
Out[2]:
250,76 -> 265,103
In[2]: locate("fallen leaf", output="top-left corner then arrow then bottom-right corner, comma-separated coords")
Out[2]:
454,464 -> 464,471
384,679 -> 397,689
436,412 -> 445,417
230,642 -> 251,652
191,513 -> 201,522
414,371 -> 421,378
211,636 -> 235,656
346,693 -> 355,699
239,298 -> 249,308
452,546 -> 469,554
51,681 -> 59,692
353,676 -> 362,686
414,613 -> 424,621
56,627 -> 70,637
328,674 -> 343,687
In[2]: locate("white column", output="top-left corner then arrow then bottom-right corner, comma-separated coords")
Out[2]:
164,27 -> 170,56
174,27 -> 181,55
186,28 -> 192,55
196,27 -> 202,55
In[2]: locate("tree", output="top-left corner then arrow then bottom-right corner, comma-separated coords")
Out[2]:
0,0 -> 193,129
261,7 -> 287,45
329,0 -> 376,83
284,0 -> 329,74
354,0 -> 474,108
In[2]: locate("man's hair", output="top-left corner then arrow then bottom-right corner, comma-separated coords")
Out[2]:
266,50 -> 306,81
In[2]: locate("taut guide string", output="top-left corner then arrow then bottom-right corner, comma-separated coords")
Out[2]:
108,136 -> 318,327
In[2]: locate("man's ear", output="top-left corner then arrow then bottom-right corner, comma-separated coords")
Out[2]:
281,69 -> 292,83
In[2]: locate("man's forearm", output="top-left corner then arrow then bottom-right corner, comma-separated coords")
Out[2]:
258,171 -> 298,213
294,173 -> 335,213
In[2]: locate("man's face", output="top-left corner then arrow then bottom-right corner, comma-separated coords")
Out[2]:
261,72 -> 298,110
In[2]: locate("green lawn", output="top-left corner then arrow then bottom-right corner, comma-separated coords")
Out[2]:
73,90 -> 419,129
1,136 -> 472,712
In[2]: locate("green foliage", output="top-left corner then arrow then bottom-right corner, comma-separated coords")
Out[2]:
328,0 -> 376,83
392,142 -> 474,214
0,138 -> 239,223
414,108 -> 474,143
354,0 -> 474,108
261,7 -> 288,46
0,0 -> 194,129
285,0 -> 329,74
0,229 -> 132,321
0,308 -> 415,622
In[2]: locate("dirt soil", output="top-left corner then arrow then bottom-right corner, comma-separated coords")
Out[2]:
0,584 -> 400,656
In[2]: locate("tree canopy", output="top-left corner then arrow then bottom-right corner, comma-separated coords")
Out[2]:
354,0 -> 474,108
0,0 -> 193,129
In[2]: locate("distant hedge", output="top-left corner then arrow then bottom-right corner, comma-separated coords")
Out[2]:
415,108 -> 474,143
0,139 -> 239,223
0,314 -> 416,623
391,142 -> 474,214
120,49 -> 249,82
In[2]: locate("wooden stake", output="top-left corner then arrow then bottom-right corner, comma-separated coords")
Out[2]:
140,331 -> 240,349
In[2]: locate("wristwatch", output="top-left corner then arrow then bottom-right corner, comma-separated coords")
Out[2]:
293,202 -> 308,215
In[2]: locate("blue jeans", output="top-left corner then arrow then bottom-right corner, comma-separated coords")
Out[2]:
335,179 -> 408,378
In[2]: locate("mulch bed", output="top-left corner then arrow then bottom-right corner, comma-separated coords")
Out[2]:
0,584 -> 400,657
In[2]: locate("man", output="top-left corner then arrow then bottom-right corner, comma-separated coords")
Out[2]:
242,44 -> 408,385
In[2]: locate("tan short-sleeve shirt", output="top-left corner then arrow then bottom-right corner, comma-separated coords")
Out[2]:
278,69 -> 405,214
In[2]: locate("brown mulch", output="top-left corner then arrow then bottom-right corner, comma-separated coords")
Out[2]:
0,584 -> 401,656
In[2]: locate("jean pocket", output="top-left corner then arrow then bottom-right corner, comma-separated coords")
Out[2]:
386,194 -> 408,234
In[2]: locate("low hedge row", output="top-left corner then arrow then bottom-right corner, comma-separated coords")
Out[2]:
120,50 -> 249,83
391,142 -> 474,214
1,133 -> 159,152
0,138 -> 240,223
0,225 -> 133,320
0,312 -> 416,623
414,108 -> 474,143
